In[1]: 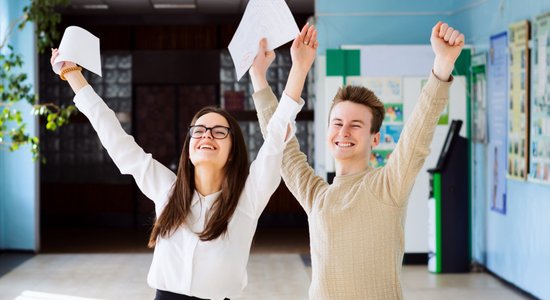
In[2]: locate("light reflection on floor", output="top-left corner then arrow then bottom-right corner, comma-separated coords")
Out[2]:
15,290 -> 101,300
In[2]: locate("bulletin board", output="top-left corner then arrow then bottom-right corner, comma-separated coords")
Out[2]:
508,20 -> 531,180
488,32 -> 509,214
529,12 -> 550,184
346,77 -> 404,168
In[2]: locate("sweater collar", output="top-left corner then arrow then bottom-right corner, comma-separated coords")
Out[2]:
332,168 -> 370,184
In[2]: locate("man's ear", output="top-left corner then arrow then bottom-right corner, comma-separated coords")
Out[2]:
371,132 -> 381,149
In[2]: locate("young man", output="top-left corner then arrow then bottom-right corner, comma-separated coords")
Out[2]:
249,22 -> 464,299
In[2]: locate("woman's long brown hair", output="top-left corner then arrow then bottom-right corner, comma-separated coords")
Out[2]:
148,107 -> 249,247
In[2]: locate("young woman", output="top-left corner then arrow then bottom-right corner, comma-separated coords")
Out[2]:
50,25 -> 318,300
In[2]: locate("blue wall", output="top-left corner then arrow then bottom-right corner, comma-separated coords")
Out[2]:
453,0 -> 550,49
317,0 -> 550,298
317,0 -> 470,53
455,1 -> 550,299
0,0 -> 39,251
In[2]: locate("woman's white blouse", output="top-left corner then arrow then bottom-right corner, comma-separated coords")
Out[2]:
73,85 -> 304,300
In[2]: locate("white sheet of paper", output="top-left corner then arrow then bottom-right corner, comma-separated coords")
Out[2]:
53,26 -> 102,77
228,0 -> 299,81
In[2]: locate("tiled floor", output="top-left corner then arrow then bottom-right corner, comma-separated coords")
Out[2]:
0,228 -> 534,300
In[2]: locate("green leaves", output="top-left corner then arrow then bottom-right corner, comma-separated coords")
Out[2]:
21,0 -> 70,53
45,121 -> 56,131
0,0 -> 72,162
0,45 -> 78,161
1,101 -> 78,161
34,103 -> 78,131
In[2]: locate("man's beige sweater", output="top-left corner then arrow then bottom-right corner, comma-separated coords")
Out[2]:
253,73 -> 452,299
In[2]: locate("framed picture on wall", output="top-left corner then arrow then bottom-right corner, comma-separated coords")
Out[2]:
507,20 -> 531,181
529,12 -> 550,185
488,32 -> 508,214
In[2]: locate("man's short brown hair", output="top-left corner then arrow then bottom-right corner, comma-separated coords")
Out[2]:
329,85 -> 386,134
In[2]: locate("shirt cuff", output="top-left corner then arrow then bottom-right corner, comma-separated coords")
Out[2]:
73,84 -> 99,112
425,71 -> 453,99
267,92 -> 304,144
276,92 -> 305,121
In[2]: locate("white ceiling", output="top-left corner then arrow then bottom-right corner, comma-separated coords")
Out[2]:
67,0 -> 313,14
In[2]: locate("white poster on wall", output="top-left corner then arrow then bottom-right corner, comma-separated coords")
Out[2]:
347,76 -> 404,168
402,76 -> 467,252
342,45 -> 434,77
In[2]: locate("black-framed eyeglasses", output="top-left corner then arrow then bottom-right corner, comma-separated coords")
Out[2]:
189,125 -> 231,139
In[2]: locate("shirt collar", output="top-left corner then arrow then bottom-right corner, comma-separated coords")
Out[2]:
191,190 -> 222,208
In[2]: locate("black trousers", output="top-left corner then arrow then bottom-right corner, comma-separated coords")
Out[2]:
155,290 -> 229,300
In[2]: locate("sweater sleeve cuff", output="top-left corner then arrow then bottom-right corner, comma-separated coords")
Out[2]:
424,71 -> 453,99
73,85 -> 99,112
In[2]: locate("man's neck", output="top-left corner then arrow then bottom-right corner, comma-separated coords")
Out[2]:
335,159 -> 369,176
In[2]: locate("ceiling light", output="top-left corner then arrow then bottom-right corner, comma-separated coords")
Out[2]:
153,3 -> 196,9
82,4 -> 109,9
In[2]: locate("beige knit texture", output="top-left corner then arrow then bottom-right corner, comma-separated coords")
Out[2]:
253,73 -> 451,300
